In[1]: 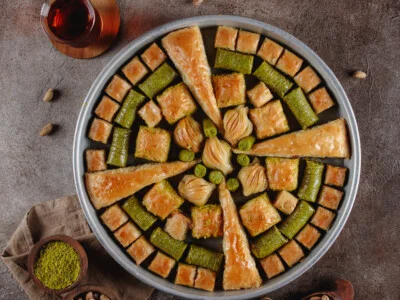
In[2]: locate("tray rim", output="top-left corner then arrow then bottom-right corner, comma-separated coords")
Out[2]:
73,15 -> 361,299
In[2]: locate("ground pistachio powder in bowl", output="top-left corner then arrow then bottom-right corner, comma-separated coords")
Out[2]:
34,241 -> 81,290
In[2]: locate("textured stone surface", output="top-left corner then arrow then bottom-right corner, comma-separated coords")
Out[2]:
0,0 -> 399,299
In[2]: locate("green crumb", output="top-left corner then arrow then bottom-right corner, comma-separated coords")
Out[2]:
194,164 -> 207,178
203,118 -> 217,138
238,136 -> 256,151
236,154 -> 250,167
179,149 -> 195,162
227,178 -> 240,192
208,170 -> 224,185
34,241 -> 81,290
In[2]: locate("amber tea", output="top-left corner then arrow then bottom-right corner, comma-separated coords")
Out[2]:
41,0 -> 101,48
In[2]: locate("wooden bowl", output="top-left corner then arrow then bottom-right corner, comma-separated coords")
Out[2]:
64,284 -> 117,300
302,279 -> 354,300
27,235 -> 88,295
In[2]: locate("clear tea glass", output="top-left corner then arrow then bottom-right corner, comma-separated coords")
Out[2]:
40,0 -> 102,48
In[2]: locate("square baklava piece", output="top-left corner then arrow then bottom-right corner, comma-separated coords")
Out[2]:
247,82 -> 273,108
257,38 -> 284,65
105,75 -> 132,102
212,73 -> 246,108
215,26 -> 238,50
266,158 -> 299,191
134,126 -> 171,162
122,56 -> 148,85
141,43 -> 167,71
249,100 -> 289,139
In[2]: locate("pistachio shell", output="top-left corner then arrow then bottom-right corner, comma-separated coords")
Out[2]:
39,123 -> 54,136
193,0 -> 204,6
352,71 -> 367,79
43,88 -> 54,102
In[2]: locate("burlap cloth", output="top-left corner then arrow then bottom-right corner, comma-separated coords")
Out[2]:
1,195 -> 154,300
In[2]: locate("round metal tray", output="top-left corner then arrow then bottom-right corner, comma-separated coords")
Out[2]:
73,15 -> 361,299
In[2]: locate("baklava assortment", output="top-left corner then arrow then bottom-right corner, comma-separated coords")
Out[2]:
84,25 -> 349,291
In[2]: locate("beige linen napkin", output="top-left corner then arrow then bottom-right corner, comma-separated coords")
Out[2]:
1,195 -> 154,300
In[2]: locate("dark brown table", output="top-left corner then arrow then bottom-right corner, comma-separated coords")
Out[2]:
0,1 -> 399,299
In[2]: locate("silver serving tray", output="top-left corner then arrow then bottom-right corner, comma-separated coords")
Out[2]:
73,15 -> 361,299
